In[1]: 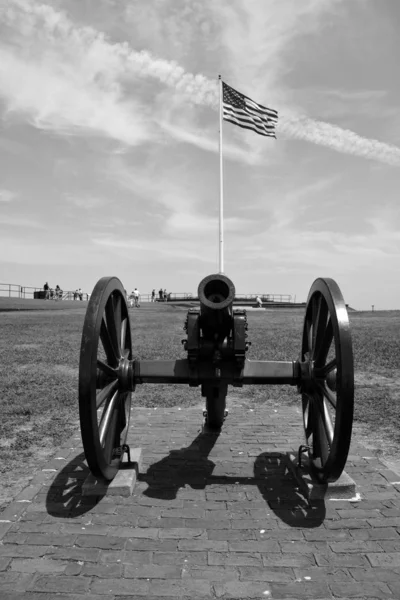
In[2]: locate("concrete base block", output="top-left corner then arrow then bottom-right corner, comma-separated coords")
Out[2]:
287,452 -> 358,502
82,448 -> 142,497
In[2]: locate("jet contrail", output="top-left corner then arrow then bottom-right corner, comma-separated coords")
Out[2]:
4,0 -> 400,167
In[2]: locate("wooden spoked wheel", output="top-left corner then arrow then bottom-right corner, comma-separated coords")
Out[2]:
300,278 -> 354,483
79,277 -> 133,481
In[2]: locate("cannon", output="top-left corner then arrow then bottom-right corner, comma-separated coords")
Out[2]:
79,273 -> 354,484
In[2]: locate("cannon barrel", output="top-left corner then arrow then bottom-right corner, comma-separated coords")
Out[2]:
197,273 -> 236,339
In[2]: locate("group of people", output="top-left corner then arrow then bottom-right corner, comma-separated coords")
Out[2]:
73,289 -> 84,301
154,288 -> 169,302
43,282 -> 63,300
129,288 -> 140,307
126,288 -> 170,306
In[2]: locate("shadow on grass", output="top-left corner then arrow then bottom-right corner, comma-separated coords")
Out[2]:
45,452 -> 104,518
139,429 -> 325,528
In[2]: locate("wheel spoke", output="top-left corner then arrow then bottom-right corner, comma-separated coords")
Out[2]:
313,397 -> 331,465
316,381 -> 337,410
305,314 -> 312,355
99,389 -> 119,445
303,393 -> 314,440
314,317 -> 333,366
100,318 -> 119,367
311,297 -> 329,361
102,407 -> 119,464
96,379 -> 118,409
97,359 -> 117,379
105,295 -> 122,360
322,396 -> 335,444
314,358 -> 337,378
121,318 -> 127,352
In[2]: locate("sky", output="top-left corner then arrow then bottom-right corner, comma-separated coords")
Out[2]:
0,0 -> 399,310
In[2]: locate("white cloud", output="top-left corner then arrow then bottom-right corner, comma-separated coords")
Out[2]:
0,189 -> 17,202
2,0 -> 399,167
65,194 -> 104,209
0,214 -> 45,228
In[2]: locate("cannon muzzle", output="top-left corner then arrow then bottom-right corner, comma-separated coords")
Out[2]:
197,273 -> 235,339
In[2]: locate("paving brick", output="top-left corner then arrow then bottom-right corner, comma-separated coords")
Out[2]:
91,512 -> 139,526
330,539 -> 384,553
124,563 -> 181,579
10,558 -> 68,574
153,551 -> 207,565
2,533 -> 27,545
158,527 -> 206,539
329,581 -> 392,598
269,581 -> 331,599
0,572 -> 36,593
0,502 -> 30,521
325,518 -> 372,529
0,556 -> 11,570
0,594 -> 114,600
239,566 -> 295,582
348,566 -> 400,582
29,575 -> 90,593
182,565 -> 239,582
90,577 -> 149,596
208,551 -> 262,566
0,544 -> 50,558
213,580 -> 271,598
178,539 -> 228,551
24,533 -> 77,547
125,538 -> 177,551
315,552 -> 369,567
379,539 -> 400,551
45,546 -> 100,562
228,540 -> 280,553
336,508 -> 383,519
262,553 -> 315,568
148,578 -> 211,597
207,529 -> 257,541
293,565 -> 352,581
74,534 -> 127,549
367,516 -> 400,527
81,562 -> 123,578
303,528 -> 349,541
367,552 -> 400,567
9,522 -> 62,535
350,526 -> 400,540
161,508 -> 205,519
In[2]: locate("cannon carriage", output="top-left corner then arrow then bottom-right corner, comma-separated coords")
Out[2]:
78,273 -> 354,485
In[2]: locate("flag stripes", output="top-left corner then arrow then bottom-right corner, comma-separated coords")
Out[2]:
222,81 -> 278,138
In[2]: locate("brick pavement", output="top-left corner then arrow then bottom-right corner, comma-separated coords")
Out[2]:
1,402 -> 400,599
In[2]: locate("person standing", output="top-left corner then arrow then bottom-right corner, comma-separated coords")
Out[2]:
43,281 -> 50,300
163,289 -> 167,302
159,288 -> 163,301
256,295 -> 263,308
133,287 -> 140,307
151,289 -> 156,302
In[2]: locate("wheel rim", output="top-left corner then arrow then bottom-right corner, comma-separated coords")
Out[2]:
79,277 -> 133,481
301,278 -> 354,483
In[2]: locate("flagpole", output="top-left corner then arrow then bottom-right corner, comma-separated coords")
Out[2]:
218,75 -> 224,274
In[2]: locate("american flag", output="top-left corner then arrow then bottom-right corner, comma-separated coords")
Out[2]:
222,81 -> 278,138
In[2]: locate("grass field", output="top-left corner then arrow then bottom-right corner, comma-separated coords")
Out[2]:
0,303 -> 399,510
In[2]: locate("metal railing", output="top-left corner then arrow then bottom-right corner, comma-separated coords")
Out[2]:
0,283 -> 89,301
0,282 -> 294,305
234,293 -> 292,303
0,283 -> 41,299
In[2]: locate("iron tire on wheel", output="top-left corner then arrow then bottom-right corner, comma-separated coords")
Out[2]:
300,277 -> 354,483
79,277 -> 133,481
